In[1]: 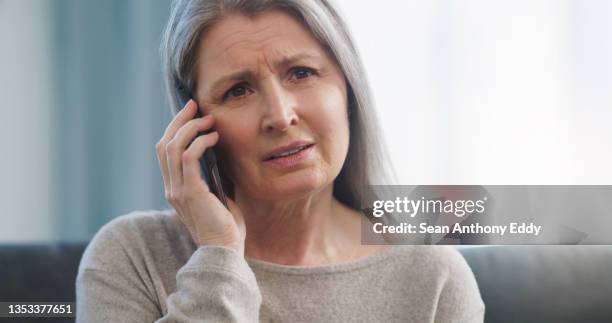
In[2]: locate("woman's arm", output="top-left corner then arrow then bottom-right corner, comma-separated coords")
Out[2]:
159,246 -> 262,322
76,217 -> 261,322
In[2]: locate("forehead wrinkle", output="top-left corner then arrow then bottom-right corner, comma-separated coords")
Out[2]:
207,38 -> 290,85
212,32 -> 285,64
208,18 -> 276,59
222,22 -> 275,44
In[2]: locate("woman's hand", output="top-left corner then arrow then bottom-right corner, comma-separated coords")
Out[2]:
156,99 -> 246,256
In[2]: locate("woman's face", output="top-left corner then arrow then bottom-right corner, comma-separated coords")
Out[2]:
195,10 -> 349,201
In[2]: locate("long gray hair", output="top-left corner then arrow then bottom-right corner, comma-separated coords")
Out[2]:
160,0 -> 396,211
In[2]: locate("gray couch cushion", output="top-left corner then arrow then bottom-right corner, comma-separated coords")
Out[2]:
459,246 -> 612,323
0,243 -> 86,323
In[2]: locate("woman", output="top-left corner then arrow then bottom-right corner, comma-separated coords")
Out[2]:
76,0 -> 485,322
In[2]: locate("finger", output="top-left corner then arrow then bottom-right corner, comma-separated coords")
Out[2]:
166,115 -> 216,191
182,131 -> 220,190
156,99 -> 197,195
163,99 -> 198,141
172,114 -> 216,156
155,140 -> 171,198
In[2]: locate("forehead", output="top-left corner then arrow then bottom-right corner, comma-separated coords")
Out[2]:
196,10 -> 327,82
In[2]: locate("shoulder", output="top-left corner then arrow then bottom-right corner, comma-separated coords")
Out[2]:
418,246 -> 485,322
95,209 -> 188,244
402,245 -> 482,293
412,245 -> 473,275
78,209 -> 195,272
386,245 -> 473,274
387,246 -> 485,321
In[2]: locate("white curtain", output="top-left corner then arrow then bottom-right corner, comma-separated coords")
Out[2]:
337,0 -> 612,185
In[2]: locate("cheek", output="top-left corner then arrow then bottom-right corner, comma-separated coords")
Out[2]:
300,85 -> 350,149
214,114 -> 259,175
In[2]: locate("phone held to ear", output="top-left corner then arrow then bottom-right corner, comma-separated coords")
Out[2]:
179,97 -> 229,210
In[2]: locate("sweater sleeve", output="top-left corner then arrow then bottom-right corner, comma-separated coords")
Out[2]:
158,246 -> 262,322
76,215 -> 262,323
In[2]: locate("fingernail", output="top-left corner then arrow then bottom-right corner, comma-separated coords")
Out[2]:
180,100 -> 191,112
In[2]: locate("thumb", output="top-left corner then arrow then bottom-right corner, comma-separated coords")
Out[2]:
225,196 -> 244,220
225,196 -> 246,239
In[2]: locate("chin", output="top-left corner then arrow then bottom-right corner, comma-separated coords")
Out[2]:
266,169 -> 330,199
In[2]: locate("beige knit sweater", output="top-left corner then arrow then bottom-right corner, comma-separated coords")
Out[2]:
76,209 -> 485,322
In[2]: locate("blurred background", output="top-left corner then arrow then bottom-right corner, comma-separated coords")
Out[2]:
1,0 -> 611,242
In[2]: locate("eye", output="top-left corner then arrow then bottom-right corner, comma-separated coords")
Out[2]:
290,67 -> 315,81
223,83 -> 252,101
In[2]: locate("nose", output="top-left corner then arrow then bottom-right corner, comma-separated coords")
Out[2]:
260,79 -> 299,132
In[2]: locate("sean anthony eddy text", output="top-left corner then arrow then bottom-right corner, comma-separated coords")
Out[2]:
372,222 -> 542,236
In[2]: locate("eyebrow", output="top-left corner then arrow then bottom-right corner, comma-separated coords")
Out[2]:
206,52 -> 320,97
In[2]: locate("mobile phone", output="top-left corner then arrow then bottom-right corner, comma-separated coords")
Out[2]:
177,93 -> 229,209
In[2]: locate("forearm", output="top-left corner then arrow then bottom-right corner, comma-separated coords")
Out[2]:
77,246 -> 261,322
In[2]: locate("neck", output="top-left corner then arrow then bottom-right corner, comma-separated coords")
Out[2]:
235,184 -> 361,266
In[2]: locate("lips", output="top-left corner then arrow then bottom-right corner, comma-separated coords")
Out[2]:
263,140 -> 315,161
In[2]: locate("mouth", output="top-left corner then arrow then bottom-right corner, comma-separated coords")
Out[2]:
263,143 -> 315,161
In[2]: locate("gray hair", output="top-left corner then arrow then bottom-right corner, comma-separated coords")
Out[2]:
160,0 -> 396,211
